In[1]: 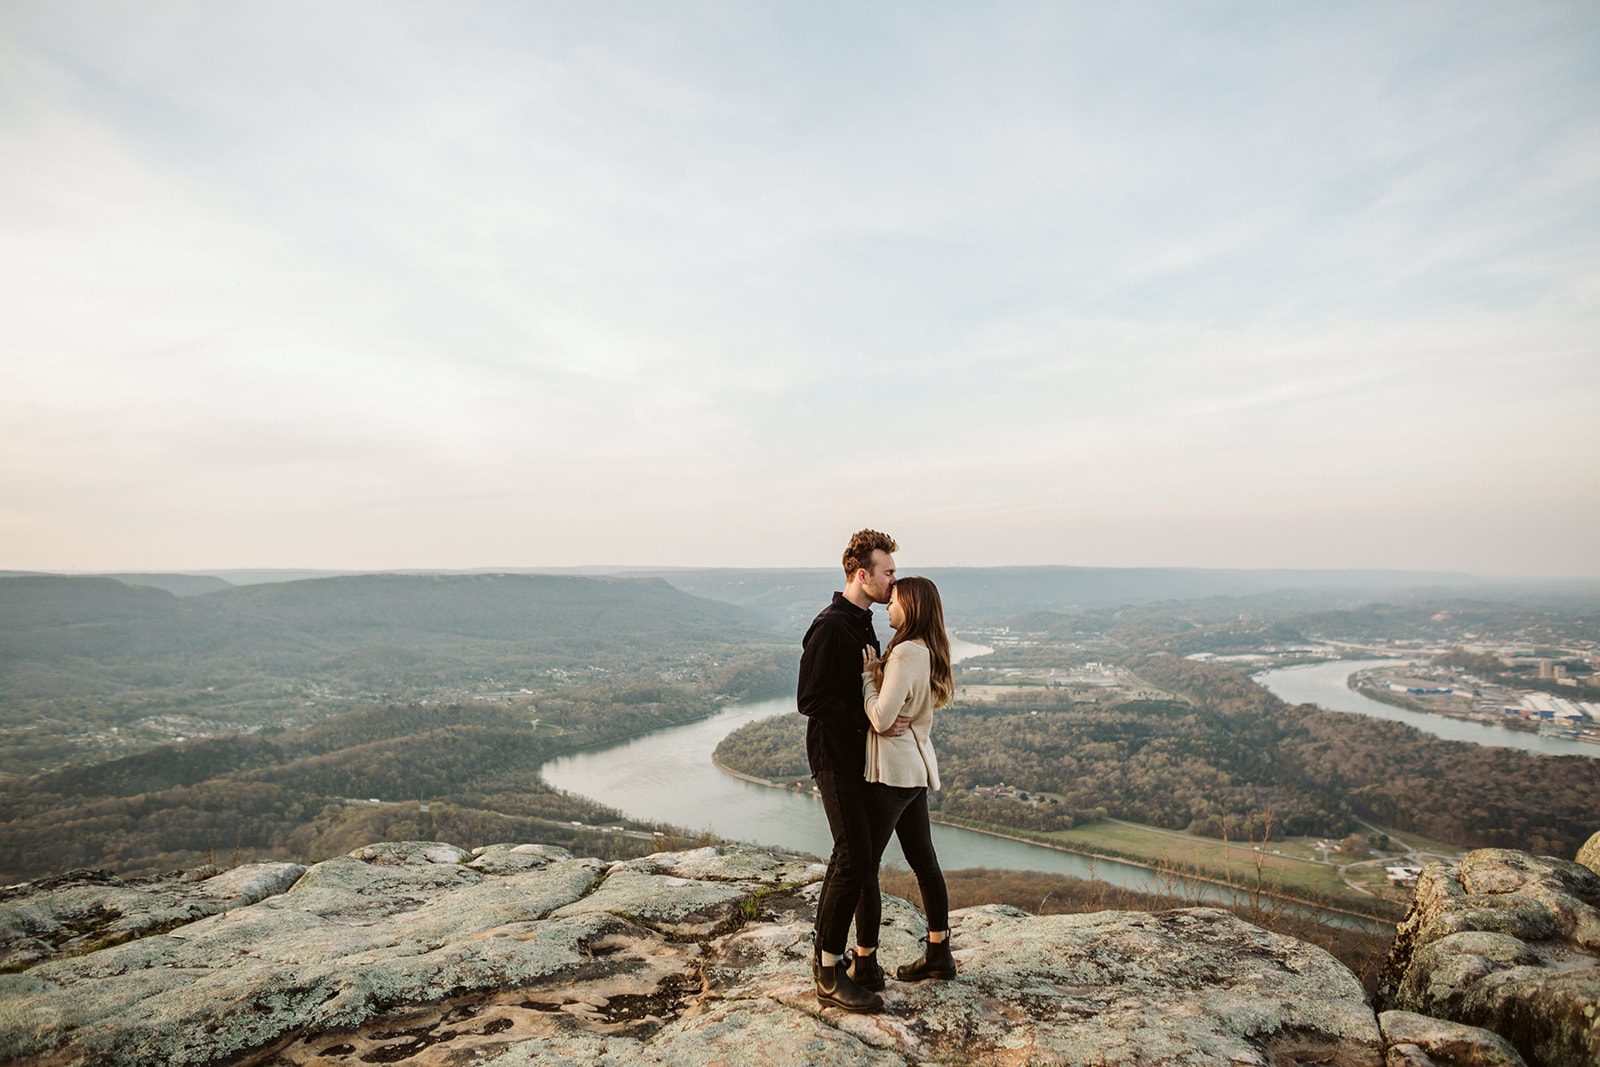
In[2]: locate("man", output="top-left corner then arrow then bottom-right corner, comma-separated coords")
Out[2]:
797,528 -> 908,1013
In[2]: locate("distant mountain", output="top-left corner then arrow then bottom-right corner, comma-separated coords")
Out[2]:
98,573 -> 235,597
199,568 -> 364,586
11,564 -> 1582,637
0,573 -> 794,782
610,565 -> 1486,629
0,572 -> 767,678
919,567 -> 1486,622
0,575 -> 319,668
611,568 -> 840,631
201,573 -> 761,645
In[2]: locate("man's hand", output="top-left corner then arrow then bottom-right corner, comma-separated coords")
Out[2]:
881,715 -> 913,738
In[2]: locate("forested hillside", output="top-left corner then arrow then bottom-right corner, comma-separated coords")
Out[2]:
0,689 -> 723,881
0,572 -> 758,669
1132,654 -> 1600,857
718,692 -> 1353,839
0,573 -> 789,775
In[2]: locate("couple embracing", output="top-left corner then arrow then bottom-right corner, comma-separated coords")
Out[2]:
797,528 -> 955,1014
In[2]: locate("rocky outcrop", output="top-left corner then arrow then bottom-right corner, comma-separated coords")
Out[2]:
1379,834 -> 1600,1067
0,861 -> 307,971
1379,1010 -> 1527,1066
0,838 -> 1431,1066
1575,832 -> 1600,876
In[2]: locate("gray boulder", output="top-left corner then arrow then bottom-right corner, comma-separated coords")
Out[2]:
1380,1010 -> 1527,1067
346,839 -> 470,866
467,841 -> 574,874
1381,847 -> 1600,1067
550,845 -> 819,937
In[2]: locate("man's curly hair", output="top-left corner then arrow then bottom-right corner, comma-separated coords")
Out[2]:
842,528 -> 898,579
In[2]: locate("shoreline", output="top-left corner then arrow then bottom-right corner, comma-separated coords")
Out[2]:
709,757 -> 1395,928
1259,661 -> 1600,757
1348,674 -> 1540,734
710,756 -> 794,789
1349,674 -> 1600,746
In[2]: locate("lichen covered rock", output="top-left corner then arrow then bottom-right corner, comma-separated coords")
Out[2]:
0,845 -> 608,1065
1379,1009 -> 1527,1067
1381,847 -> 1600,1067
0,840 -> 1396,1067
0,861 -> 306,970
467,841 -> 574,874
886,904 -> 1381,1066
1575,830 -> 1600,878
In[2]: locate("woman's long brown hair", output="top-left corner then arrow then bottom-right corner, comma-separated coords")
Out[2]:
873,575 -> 954,708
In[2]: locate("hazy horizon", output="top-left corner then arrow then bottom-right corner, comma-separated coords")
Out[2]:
4,3 -> 1597,577
15,561 -> 1598,587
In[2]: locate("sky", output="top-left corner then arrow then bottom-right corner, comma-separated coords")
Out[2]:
2,2 -> 1597,577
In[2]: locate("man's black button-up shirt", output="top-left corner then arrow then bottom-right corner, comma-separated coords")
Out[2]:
797,592 -> 882,776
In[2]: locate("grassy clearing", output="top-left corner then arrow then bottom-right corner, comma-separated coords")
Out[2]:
1361,823 -> 1470,859
1343,863 -> 1403,894
1040,819 -> 1352,900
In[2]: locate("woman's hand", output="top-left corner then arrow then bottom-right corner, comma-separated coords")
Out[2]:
862,646 -> 880,674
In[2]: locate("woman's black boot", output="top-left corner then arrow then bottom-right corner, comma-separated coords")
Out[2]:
896,935 -> 956,982
846,949 -> 886,992
815,951 -> 884,1012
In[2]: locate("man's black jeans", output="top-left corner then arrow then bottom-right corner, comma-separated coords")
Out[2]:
812,768 -> 875,955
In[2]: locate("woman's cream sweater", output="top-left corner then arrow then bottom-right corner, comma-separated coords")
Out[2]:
861,639 -> 941,790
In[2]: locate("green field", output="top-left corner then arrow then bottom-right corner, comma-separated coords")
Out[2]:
1359,823 -> 1470,860
1037,819 -> 1356,901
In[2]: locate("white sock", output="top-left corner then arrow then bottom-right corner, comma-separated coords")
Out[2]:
820,950 -> 843,967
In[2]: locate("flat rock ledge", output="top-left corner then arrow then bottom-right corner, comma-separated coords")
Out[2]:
1379,831 -> 1600,1067
0,838 -> 1442,1066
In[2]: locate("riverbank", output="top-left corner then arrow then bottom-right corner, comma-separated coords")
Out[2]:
1349,674 -> 1600,747
1349,675 -> 1540,733
708,757 -> 1399,928
709,756 -> 797,789
1258,658 -> 1600,759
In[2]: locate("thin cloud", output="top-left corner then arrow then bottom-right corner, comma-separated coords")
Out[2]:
1,1 -> 1596,574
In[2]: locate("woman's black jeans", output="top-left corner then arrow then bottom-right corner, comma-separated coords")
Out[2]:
855,781 -> 949,948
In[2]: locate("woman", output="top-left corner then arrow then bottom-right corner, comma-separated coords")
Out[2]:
847,575 -> 956,990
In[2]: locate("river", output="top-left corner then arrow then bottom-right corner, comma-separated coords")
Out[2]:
1254,659 -> 1599,759
539,637 -> 1375,924
539,694 -> 1283,908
